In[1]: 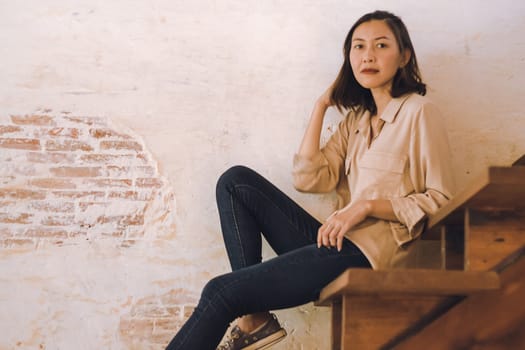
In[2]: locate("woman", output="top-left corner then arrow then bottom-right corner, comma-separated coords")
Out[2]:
167,10 -> 455,350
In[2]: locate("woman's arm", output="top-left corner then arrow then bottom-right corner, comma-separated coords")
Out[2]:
297,87 -> 333,158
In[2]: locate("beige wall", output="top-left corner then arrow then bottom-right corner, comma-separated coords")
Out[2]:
1,1 -> 524,349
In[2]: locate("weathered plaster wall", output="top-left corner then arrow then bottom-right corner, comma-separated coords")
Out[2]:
0,1 -> 524,349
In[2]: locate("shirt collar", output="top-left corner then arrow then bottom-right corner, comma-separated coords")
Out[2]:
354,94 -> 412,136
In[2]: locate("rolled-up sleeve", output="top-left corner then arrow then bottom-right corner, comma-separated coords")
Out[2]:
292,115 -> 350,193
390,102 -> 456,245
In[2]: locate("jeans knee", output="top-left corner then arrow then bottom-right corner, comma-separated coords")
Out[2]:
200,274 -> 239,318
216,165 -> 254,196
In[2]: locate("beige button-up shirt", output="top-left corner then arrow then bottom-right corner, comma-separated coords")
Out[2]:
293,93 -> 456,269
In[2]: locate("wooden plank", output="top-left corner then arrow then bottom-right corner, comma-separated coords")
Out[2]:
391,248 -> 525,350
428,166 -> 525,228
467,208 -> 525,270
331,299 -> 342,350
317,268 -> 499,306
341,295 -> 443,350
513,154 -> 525,166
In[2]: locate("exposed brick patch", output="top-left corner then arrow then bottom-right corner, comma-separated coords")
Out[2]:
0,114 -> 176,247
119,289 -> 199,349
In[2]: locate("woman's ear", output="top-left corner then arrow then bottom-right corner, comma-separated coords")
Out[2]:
401,49 -> 411,67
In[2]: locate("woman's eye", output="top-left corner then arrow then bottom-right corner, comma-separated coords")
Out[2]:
377,43 -> 387,48
353,44 -> 363,49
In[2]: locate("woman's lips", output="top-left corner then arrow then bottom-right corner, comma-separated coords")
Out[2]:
361,68 -> 379,74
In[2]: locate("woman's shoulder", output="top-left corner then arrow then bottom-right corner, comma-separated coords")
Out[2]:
401,93 -> 442,119
403,92 -> 437,108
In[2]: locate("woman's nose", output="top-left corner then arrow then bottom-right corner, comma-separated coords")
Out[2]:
363,49 -> 375,63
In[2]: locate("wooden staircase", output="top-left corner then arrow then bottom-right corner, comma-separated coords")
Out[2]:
317,155 -> 525,349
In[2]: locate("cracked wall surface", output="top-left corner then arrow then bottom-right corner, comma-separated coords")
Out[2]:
1,1 -> 524,349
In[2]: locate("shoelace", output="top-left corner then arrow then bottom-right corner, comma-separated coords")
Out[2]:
216,327 -> 241,350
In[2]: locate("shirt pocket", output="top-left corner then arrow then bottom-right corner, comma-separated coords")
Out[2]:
359,151 -> 407,174
356,151 -> 408,198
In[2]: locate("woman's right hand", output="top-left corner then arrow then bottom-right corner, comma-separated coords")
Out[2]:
317,84 -> 335,109
297,82 -> 336,158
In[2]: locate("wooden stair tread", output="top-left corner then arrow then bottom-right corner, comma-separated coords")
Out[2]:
428,166 -> 525,228
390,247 -> 525,349
317,268 -> 500,306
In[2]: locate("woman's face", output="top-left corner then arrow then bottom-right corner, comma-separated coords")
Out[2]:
349,20 -> 409,94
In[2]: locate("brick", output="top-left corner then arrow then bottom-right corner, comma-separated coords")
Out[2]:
0,125 -> 22,135
97,214 -> 144,226
45,140 -> 94,152
0,138 -> 40,150
30,201 -> 75,213
64,116 -> 103,126
136,178 -> 163,188
0,201 -> 15,208
105,165 -> 131,177
11,115 -> 54,126
89,128 -> 131,139
27,152 -> 76,163
100,140 -> 143,152
0,238 -> 35,248
100,231 -> 126,238
108,191 -> 140,200
41,215 -> 75,226
80,153 -> 149,165
78,202 -> 108,211
119,318 -> 155,337
50,166 -> 102,177
30,178 -> 77,189
160,289 -> 199,305
47,127 -> 80,139
52,191 -> 106,200
136,166 -> 157,177
25,227 -> 69,239
85,179 -> 132,188
0,226 -> 13,238
0,212 -> 33,224
131,303 -> 169,318
0,189 -> 46,200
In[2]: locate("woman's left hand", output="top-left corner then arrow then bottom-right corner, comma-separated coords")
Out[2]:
317,200 -> 371,251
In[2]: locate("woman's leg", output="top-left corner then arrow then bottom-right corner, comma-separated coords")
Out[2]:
215,165 -> 321,271
166,239 -> 371,349
166,166 -> 370,349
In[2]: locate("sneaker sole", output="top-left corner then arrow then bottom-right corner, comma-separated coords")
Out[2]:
241,329 -> 287,350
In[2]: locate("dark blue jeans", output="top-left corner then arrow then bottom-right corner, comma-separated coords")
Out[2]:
166,166 -> 371,350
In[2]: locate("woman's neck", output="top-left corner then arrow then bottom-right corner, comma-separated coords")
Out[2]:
371,88 -> 392,117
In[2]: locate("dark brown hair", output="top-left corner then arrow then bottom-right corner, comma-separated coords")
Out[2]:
332,10 -> 426,114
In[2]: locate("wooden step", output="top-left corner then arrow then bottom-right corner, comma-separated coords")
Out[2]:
316,268 -> 500,350
390,247 -> 525,349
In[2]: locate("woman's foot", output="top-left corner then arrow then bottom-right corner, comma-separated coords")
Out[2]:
217,313 -> 287,350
